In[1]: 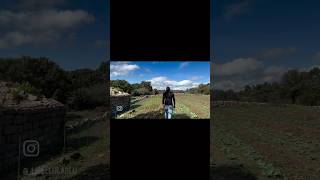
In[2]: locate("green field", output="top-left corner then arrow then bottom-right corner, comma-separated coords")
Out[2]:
211,104 -> 320,180
116,94 -> 210,119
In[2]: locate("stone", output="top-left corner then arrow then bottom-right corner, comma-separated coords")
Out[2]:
27,94 -> 38,101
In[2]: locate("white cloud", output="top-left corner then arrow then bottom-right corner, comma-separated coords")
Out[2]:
0,9 -> 94,48
0,10 -> 94,31
0,31 -> 32,48
110,62 -> 140,77
214,78 -> 261,91
147,76 -> 201,90
179,62 -> 190,69
214,57 -> 291,91
214,58 -> 263,76
189,76 -> 203,81
264,66 -> 287,76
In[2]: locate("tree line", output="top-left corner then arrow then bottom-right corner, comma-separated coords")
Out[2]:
111,80 -> 154,96
185,83 -> 210,95
111,80 -> 210,95
214,67 -> 320,106
0,56 -> 108,110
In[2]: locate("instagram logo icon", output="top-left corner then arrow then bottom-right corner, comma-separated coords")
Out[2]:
23,140 -> 40,157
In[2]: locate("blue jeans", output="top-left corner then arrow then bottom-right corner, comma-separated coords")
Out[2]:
164,105 -> 173,119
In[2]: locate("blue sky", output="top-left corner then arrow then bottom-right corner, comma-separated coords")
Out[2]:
213,0 -> 320,90
2,0 -> 320,90
110,61 -> 210,90
0,0 -> 108,70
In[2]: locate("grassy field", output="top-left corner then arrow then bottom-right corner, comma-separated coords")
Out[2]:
211,104 -> 320,180
116,93 -> 210,119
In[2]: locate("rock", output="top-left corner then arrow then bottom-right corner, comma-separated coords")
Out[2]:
27,94 -> 38,101
17,90 -> 28,100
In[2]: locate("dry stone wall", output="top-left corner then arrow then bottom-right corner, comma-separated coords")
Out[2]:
0,100 -> 65,173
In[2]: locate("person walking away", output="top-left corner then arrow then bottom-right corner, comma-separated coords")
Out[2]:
162,87 -> 175,119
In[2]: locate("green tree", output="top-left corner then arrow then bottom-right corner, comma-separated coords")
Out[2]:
110,80 -> 132,93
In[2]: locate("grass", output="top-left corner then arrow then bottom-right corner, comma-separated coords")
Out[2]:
16,109 -> 110,180
212,104 -> 320,180
116,94 -> 210,119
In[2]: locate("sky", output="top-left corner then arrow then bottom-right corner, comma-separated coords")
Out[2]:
0,0 -> 108,70
2,0 -> 320,89
213,0 -> 320,90
110,61 -> 210,90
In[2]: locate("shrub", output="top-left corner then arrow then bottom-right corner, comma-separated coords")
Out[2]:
132,87 -> 151,96
10,81 -> 41,103
18,81 -> 41,96
67,83 -> 107,110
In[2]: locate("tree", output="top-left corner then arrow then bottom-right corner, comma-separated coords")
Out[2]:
154,89 -> 159,95
0,56 -> 71,103
282,70 -> 303,104
132,87 -> 151,96
140,81 -> 153,92
110,80 -> 132,93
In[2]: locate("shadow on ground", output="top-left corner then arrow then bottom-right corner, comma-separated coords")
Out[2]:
67,120 -> 98,135
130,110 -> 191,119
65,113 -> 83,120
130,103 -> 141,109
210,165 -> 257,180
67,164 -> 110,180
174,114 -> 191,119
66,164 -> 254,180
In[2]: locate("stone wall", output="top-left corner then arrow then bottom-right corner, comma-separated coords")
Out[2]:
110,95 -> 131,115
0,100 -> 65,173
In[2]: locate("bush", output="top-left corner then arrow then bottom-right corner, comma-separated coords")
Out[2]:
132,87 -> 151,96
67,83 -> 107,110
186,83 -> 210,95
18,81 -> 41,96
10,89 -> 25,103
10,81 -> 41,103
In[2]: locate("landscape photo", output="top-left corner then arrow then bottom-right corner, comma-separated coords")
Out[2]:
110,61 -> 210,119
0,0 -> 109,179
211,0 -> 320,179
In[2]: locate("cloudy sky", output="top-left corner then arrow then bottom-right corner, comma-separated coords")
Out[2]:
0,0 -> 108,70
110,61 -> 210,90
213,0 -> 320,90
